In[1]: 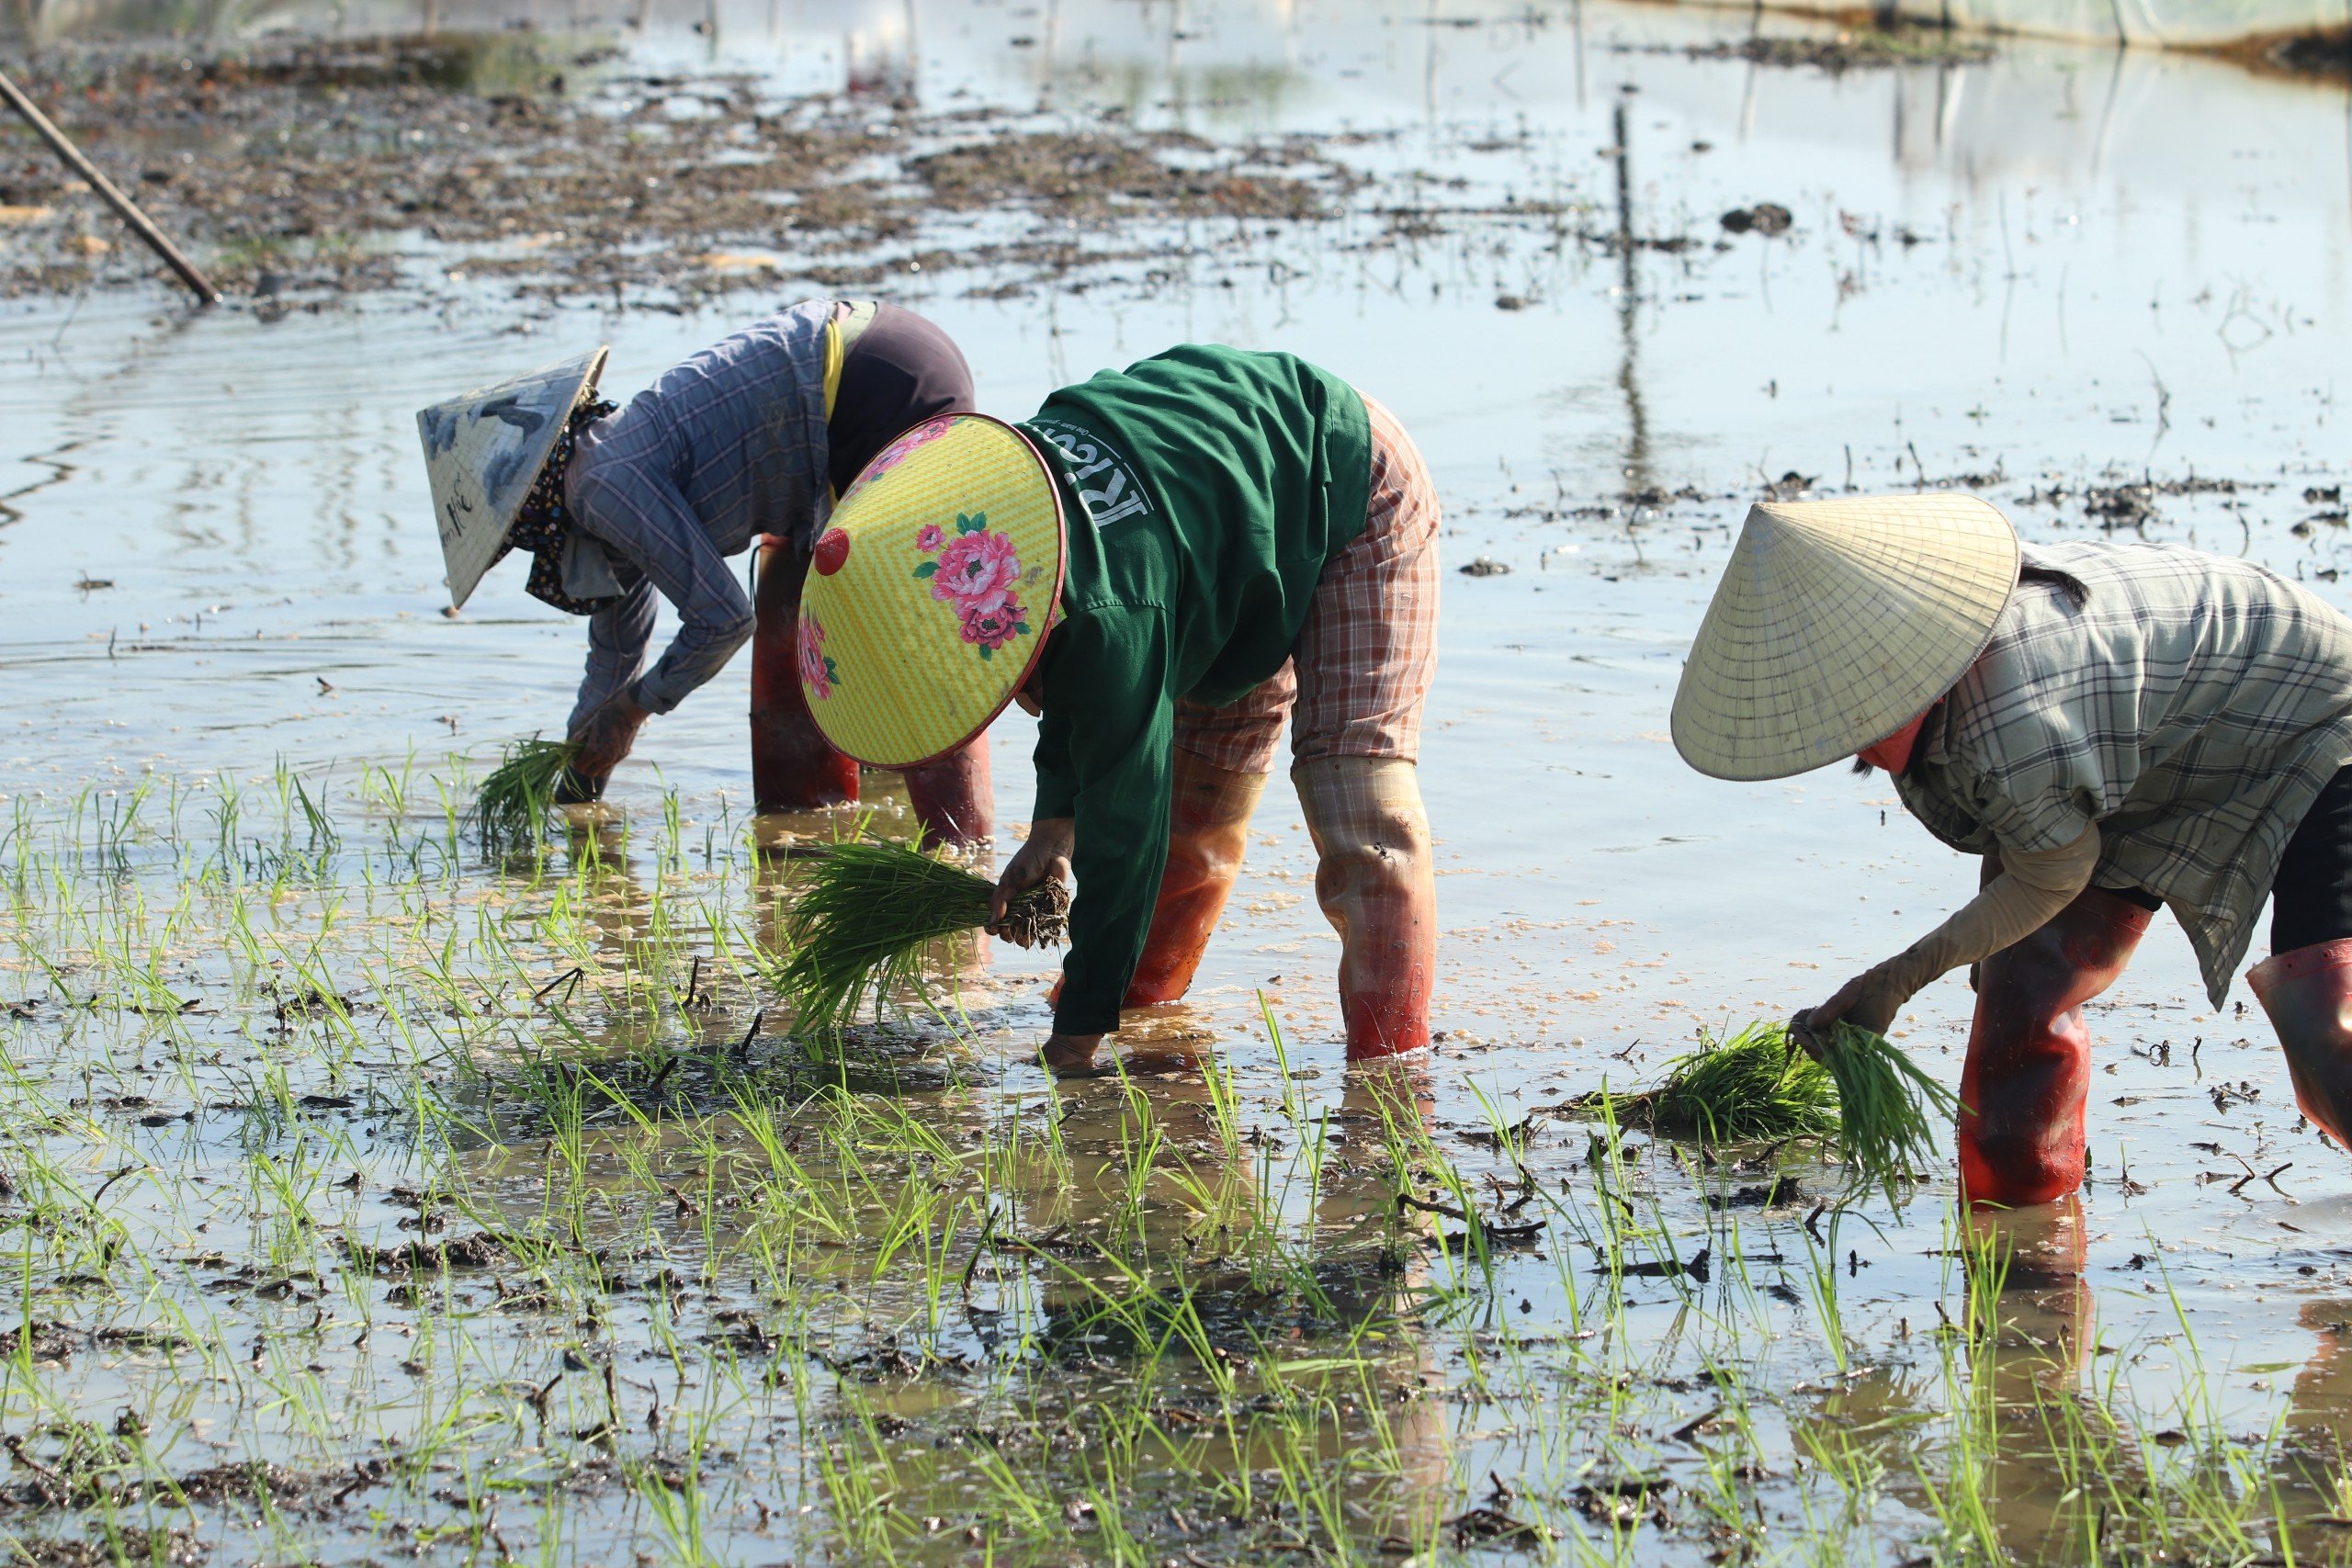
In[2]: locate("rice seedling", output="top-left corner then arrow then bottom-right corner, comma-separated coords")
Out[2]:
466,738 -> 582,856
1599,1021 -> 1840,1145
775,835 -> 1069,1033
1815,1021 -> 1962,1208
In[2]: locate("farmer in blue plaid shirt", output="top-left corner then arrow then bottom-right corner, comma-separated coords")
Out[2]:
417,301 -> 990,841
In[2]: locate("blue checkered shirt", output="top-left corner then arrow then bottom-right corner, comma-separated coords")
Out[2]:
563,302 -> 833,728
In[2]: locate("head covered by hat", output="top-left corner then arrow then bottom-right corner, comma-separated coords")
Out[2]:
797,413 -> 1067,769
1670,492 -> 2021,782
416,347 -> 609,610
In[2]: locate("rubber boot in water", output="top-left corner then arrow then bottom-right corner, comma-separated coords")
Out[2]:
899,744 -> 996,849
1122,751 -> 1269,1005
1295,756 -> 1436,1061
1956,887 -> 2152,1209
749,535 -> 860,812
2247,940 -> 2352,1151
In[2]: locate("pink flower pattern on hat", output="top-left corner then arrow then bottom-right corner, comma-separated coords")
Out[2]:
915,513 -> 1030,662
799,610 -> 840,700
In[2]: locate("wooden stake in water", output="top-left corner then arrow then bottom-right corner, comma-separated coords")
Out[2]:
0,66 -> 221,306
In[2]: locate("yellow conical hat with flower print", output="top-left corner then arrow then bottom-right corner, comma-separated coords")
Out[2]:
798,413 -> 1067,769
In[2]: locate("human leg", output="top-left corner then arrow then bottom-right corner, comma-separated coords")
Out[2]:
1099,673 -> 1288,1008
1291,393 -> 1442,1061
1956,888 -> 2154,1208
749,534 -> 861,811
2247,766 -> 2352,1148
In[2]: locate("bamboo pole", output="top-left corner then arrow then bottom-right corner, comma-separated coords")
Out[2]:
0,66 -> 220,305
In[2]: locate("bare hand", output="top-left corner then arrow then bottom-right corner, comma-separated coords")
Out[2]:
567,692 -> 650,792
989,818 -> 1073,944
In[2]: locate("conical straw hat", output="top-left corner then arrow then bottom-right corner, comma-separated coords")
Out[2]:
799,413 -> 1067,769
1671,492 -> 2020,781
415,346 -> 608,609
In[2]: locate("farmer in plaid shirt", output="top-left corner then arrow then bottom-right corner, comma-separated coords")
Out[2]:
1673,494 -> 2352,1207
795,345 -> 1442,1077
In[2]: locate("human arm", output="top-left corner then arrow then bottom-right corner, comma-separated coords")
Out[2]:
569,465 -> 756,716
1008,610 -> 1175,1038
1795,821 -> 2101,1044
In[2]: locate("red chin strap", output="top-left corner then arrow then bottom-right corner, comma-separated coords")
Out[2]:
1858,705 -> 1936,773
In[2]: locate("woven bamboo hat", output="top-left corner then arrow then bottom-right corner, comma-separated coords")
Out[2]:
798,413 -> 1066,769
415,346 -> 608,609
1671,492 -> 2020,781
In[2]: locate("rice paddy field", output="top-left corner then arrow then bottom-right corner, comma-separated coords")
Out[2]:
7,0 -> 2352,1562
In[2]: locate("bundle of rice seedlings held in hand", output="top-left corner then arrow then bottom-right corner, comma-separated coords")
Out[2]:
468,738 -> 583,855
1591,1020 -> 1961,1206
1815,1020 -> 1962,1206
781,836 -> 1069,1034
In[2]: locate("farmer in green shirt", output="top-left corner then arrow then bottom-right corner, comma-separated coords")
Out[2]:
792,346 -> 1442,1075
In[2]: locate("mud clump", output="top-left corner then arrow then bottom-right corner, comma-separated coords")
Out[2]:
1721,202 -> 1792,237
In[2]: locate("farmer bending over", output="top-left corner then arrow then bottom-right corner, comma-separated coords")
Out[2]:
792,345 -> 1440,1076
414,302 -> 991,840
1671,494 -> 2352,1207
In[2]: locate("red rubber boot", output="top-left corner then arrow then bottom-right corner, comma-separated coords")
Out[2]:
899,744 -> 996,849
1956,888 -> 2153,1209
1124,753 -> 1269,1005
2247,940 -> 2352,1150
750,536 -> 860,812
1296,757 -> 1436,1061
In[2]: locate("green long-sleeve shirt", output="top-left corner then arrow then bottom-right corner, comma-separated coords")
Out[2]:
1019,344 -> 1373,1036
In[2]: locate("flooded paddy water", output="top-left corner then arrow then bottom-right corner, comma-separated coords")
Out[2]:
6,0 -> 2352,1561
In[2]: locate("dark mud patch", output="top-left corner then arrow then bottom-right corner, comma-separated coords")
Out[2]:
1617,23 -> 1995,73
0,35 -> 1369,304
2205,26 -> 2352,83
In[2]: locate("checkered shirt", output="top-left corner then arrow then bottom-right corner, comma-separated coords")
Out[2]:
564,302 -> 834,728
1172,393 -> 1442,770
1895,540 -> 2352,1004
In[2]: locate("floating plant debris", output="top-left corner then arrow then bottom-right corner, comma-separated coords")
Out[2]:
779,837 -> 1069,1033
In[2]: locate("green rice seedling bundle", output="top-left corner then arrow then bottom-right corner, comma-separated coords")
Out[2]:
468,738 -> 582,855
1585,1019 -> 1959,1202
1817,1021 -> 1962,1205
1635,1021 -> 1839,1145
780,837 -> 1069,1033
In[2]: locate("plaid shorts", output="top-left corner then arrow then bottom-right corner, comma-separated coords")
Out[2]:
1173,393 -> 1442,774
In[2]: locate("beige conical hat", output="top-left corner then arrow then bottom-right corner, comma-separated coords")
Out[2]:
1671,492 -> 2020,781
415,347 -> 608,609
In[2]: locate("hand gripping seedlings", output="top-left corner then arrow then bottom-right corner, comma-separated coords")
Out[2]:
468,738 -> 583,855
780,837 -> 1069,1033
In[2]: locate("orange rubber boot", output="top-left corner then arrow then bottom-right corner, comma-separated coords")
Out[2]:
1123,753 -> 1268,1004
2247,940 -> 2352,1150
1296,757 -> 1435,1061
750,536 -> 860,811
899,743 -> 996,849
1957,888 -> 2152,1209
